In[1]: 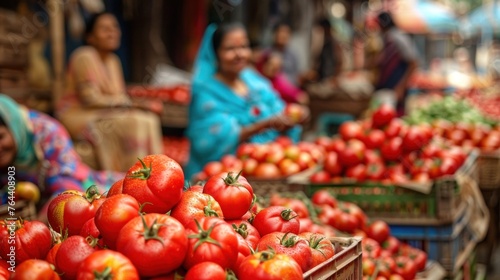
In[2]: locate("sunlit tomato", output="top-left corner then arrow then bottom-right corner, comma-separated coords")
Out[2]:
278,159 -> 301,177
256,232 -> 312,273
299,232 -> 335,271
339,121 -> 363,140
362,129 -> 386,149
252,206 -> 300,236
372,104 -> 396,128
76,250 -> 139,280
203,161 -> 225,177
12,259 -> 60,280
237,251 -> 303,280
254,163 -> 282,179
323,151 -> 342,176
339,139 -> 366,167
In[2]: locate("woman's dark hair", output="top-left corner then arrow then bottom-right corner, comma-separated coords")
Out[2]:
83,12 -> 113,44
377,12 -> 395,30
212,22 -> 246,56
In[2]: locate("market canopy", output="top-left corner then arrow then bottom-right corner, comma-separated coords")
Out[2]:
465,1 -> 500,40
389,0 -> 459,34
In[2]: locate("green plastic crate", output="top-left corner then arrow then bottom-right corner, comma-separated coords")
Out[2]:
306,150 -> 478,225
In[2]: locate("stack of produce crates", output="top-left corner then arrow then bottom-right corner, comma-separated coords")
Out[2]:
303,150 -> 488,278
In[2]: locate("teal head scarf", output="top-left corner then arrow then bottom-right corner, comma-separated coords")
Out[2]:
0,94 -> 39,168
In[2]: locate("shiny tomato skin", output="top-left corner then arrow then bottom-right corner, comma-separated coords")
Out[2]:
228,220 -> 261,250
185,262 -> 226,280
366,220 -> 391,244
372,104 -> 396,128
76,250 -> 139,280
237,252 -> 303,280
80,218 -> 105,249
345,164 -> 367,181
116,214 -> 188,277
323,152 -> 343,176
256,232 -> 311,273
233,234 -> 252,271
252,206 -> 300,236
47,187 -> 105,236
183,217 -> 238,270
311,190 -> 338,208
170,191 -> 224,227
122,154 -> 184,214
339,139 -> 366,167
299,232 -> 335,271
363,129 -> 386,149
0,220 -> 52,265
56,235 -> 98,280
381,137 -> 403,162
106,178 -> 124,197
203,172 -> 254,220
394,256 -> 418,280
310,170 -> 332,184
94,194 -> 140,250
12,259 -> 60,280
339,121 -> 363,140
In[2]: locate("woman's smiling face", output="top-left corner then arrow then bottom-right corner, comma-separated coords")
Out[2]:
216,28 -> 251,76
0,125 -> 16,169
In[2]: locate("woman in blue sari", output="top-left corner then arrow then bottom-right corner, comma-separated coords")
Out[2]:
185,23 -> 306,178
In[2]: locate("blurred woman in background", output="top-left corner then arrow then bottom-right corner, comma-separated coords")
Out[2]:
57,12 -> 163,172
185,23 -> 308,179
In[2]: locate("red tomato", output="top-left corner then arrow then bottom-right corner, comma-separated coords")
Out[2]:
339,121 -> 363,140
299,232 -> 335,270
242,158 -> 259,176
381,137 -> 403,162
233,233 -> 252,271
185,262 -> 227,280
439,157 -> 460,176
250,145 -> 269,162
333,212 -> 359,233
79,218 -> 104,248
311,190 -> 337,208
203,161 -> 224,177
372,104 -> 396,128
363,129 -> 386,149
107,178 -> 123,197
265,146 -> 286,164
345,164 -> 367,181
310,170 -> 331,184
384,119 -> 405,138
116,214 -> 188,277
362,238 -> 382,259
76,250 -> 139,280
339,139 -> 366,167
366,162 -> 385,180
281,198 -> 310,219
394,256 -> 418,280
363,258 -> 376,275
47,186 -> 105,236
237,251 -> 303,280
56,235 -> 99,280
340,202 -> 367,230
377,257 -> 397,278
409,249 -> 427,271
323,151 -> 343,176
326,138 -> 346,154
220,154 -> 243,173
314,136 -> 332,150
0,219 -> 52,264
183,217 -> 239,270
381,236 -> 400,254
317,205 -> 340,226
366,220 -> 391,244
275,136 -> 293,147
256,232 -> 312,272
252,206 -> 300,236
12,259 -> 60,280
284,103 -> 306,123
170,191 -> 224,227
46,242 -> 61,267
229,220 -> 261,249
254,162 -> 282,178
203,172 -> 254,220
236,143 -> 256,159
402,126 -> 429,153
295,152 -> 315,171
279,158 -> 301,176
298,218 -> 314,233
0,259 -> 10,279
389,275 -> 405,280
122,155 -> 184,213
94,194 -> 140,250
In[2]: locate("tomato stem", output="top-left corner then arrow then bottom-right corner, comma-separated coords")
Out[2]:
188,220 -> 222,251
203,199 -> 220,217
128,158 -> 152,180
280,209 -> 298,221
93,266 -> 113,280
232,223 -> 249,239
258,251 -> 275,262
85,185 -> 101,203
140,216 -> 165,245
222,171 -> 244,187
279,232 -> 298,247
226,269 -> 238,280
85,235 -> 100,248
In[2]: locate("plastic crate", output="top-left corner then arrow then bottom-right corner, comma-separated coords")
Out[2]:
303,237 -> 362,280
0,200 -> 37,221
477,151 -> 500,190
247,179 -> 306,198
305,150 -> 478,225
390,200 -> 479,275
